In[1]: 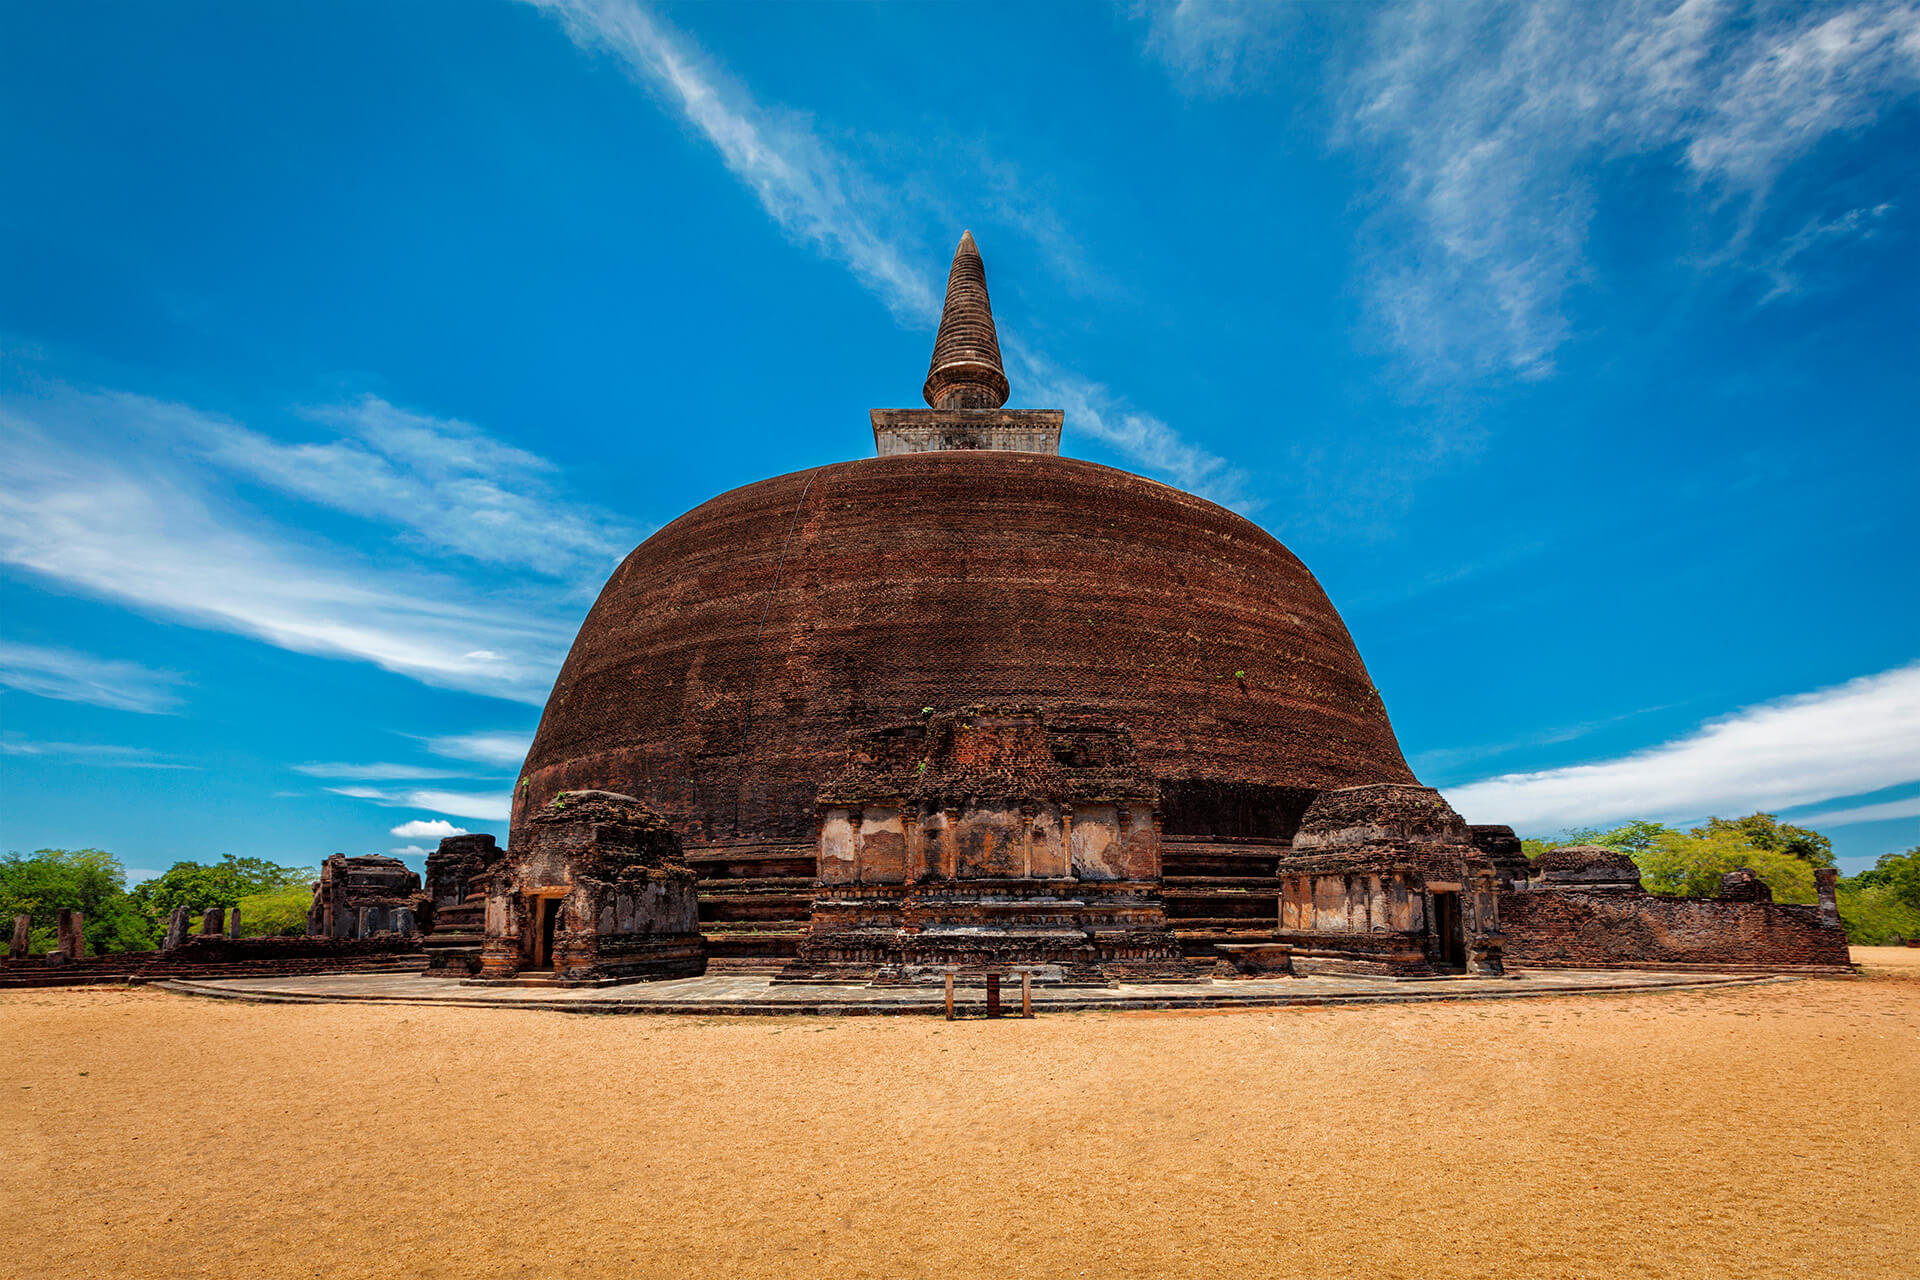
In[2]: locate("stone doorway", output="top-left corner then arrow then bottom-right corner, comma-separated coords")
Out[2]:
1432,892 -> 1466,969
528,894 -> 565,972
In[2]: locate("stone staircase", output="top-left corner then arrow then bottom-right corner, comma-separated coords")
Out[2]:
689,842 -> 814,958
421,895 -> 486,974
1161,838 -> 1286,958
689,836 -> 1287,960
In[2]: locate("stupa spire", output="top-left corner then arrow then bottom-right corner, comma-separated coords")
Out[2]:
922,230 -> 1011,410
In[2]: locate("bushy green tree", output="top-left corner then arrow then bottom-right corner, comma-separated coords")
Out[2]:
1635,828 -> 1816,902
1700,813 -> 1834,867
0,848 -> 153,954
1836,848 -> 1920,945
1848,847 -> 1920,907
1523,816 -> 1817,903
232,884 -> 314,937
1521,820 -> 1676,860
127,854 -> 314,934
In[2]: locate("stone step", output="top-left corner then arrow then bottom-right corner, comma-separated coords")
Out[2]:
1164,895 -> 1275,920
696,877 -> 817,893
688,847 -> 816,880
1161,848 -> 1286,876
705,956 -> 793,974
699,894 -> 813,923
1161,876 -> 1281,889
1166,916 -> 1282,932
702,932 -> 802,958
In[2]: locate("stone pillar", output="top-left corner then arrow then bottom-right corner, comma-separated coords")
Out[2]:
1060,809 -> 1074,883
10,914 -> 29,959
226,905 -> 242,939
1815,868 -> 1841,929
164,906 -> 192,950
940,808 -> 959,881
477,881 -> 523,980
201,907 -> 225,938
357,905 -> 375,936
1472,869 -> 1500,934
902,810 -> 921,886
1019,803 -> 1036,879
57,908 -> 83,960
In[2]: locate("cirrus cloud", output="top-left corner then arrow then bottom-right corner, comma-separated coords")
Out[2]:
1447,659 -> 1920,831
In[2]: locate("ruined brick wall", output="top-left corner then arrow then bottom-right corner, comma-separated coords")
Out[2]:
1501,891 -> 1850,969
515,452 -> 1413,849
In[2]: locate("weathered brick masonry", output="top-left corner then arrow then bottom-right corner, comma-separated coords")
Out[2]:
514,451 -> 1414,845
1500,891 -> 1851,970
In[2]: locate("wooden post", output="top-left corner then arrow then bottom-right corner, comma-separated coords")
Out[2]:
944,969 -> 955,1021
985,972 -> 1001,1019
1021,969 -> 1033,1018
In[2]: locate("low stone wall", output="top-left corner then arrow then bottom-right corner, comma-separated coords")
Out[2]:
163,934 -> 422,965
0,937 -> 427,988
1500,891 -> 1850,970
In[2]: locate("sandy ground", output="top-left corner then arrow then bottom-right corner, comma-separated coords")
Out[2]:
3,950 -> 1916,1280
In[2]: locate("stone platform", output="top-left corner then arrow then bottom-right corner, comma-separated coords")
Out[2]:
153,966 -> 1809,1016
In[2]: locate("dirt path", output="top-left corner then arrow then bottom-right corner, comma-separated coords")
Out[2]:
4,950 -> 1916,1279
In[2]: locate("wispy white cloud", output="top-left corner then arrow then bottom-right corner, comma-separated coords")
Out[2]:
0,642 -> 185,714
0,736 -> 196,770
1133,2 -> 1920,380
0,385 -> 585,704
523,0 -> 1242,500
1003,341 -> 1253,509
422,730 -> 535,769
200,394 -> 632,581
1447,660 -> 1920,831
1336,0 -> 1920,379
390,844 -> 433,857
1408,700 -> 1679,780
1128,0 -> 1300,94
526,0 -> 936,323
1756,201 -> 1897,302
326,786 -> 511,822
293,761 -> 470,781
390,818 -> 469,840
1791,793 -> 1920,827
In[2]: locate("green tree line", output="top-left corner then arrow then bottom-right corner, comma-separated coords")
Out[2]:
0,850 -> 316,956
1522,812 -> 1920,945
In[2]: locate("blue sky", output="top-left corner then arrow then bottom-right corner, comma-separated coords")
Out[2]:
2,0 -> 1916,880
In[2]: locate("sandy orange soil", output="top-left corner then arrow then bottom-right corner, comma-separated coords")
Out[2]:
4,950 -> 1916,1280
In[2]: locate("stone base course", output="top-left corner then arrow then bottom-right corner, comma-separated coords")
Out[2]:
150,966 -> 1820,1016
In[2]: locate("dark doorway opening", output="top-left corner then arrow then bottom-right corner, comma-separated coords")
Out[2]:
532,897 -> 562,971
1432,892 -> 1466,969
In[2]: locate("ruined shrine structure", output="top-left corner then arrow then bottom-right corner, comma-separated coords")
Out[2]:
306,853 -> 424,939
1275,785 -> 1506,977
462,229 -> 1850,985
417,833 -> 503,974
473,790 -> 705,985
